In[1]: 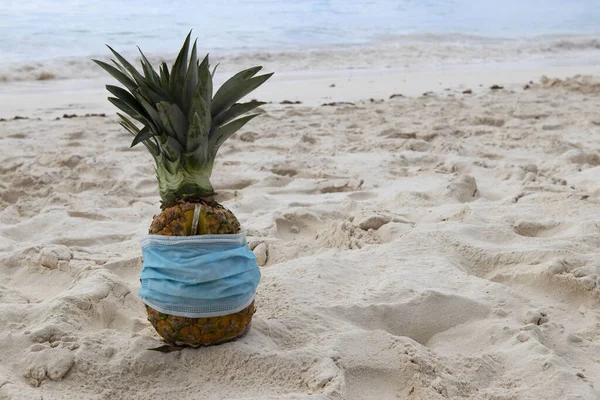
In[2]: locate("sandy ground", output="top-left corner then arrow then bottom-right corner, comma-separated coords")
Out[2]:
2,64 -> 600,119
1,69 -> 600,399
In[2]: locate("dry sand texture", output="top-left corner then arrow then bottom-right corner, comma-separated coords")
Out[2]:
1,75 -> 600,399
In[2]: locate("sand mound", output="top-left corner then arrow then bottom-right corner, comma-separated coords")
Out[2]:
537,74 -> 600,94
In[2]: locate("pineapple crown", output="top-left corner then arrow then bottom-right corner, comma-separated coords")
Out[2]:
93,31 -> 273,206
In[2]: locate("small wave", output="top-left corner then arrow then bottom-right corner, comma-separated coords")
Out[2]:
539,38 -> 600,52
537,74 -> 600,94
36,72 -> 57,81
1,34 -> 599,84
0,58 -> 130,83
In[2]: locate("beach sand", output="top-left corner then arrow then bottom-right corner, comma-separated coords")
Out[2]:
1,66 -> 600,399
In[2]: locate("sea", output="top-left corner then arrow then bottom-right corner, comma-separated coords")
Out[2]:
1,0 -> 600,80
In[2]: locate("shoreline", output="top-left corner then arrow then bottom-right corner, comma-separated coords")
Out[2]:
2,32 -> 600,84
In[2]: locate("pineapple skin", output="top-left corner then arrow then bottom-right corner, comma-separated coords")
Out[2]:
149,200 -> 241,236
145,200 -> 254,346
145,302 -> 255,346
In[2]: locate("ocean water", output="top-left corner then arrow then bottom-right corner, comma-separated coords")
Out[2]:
2,0 -> 600,64
1,0 -> 600,82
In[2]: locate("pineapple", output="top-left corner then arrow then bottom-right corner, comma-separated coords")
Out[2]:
93,32 -> 272,346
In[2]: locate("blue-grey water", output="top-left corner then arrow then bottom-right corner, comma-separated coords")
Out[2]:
1,0 -> 600,64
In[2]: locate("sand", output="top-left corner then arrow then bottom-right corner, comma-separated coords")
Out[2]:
1,67 -> 600,399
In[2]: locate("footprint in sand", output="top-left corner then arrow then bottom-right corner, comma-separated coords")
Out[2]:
512,219 -> 561,237
523,310 -> 549,326
275,210 -> 324,240
563,149 -> 600,166
347,191 -> 377,201
444,175 -> 479,203
66,210 -> 110,221
216,176 -> 256,190
335,330 -> 478,399
270,166 -> 298,177
331,290 -> 490,346
317,178 -> 364,194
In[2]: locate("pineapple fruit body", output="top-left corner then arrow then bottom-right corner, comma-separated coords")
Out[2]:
146,201 -> 253,346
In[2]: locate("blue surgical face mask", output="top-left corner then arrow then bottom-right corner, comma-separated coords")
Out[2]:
138,233 -> 261,318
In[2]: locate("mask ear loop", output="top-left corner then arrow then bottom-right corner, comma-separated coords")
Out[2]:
191,204 -> 202,235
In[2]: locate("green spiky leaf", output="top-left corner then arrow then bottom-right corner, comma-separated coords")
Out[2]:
107,97 -> 145,122
133,91 -> 161,128
198,54 -> 212,105
159,62 -> 170,88
106,45 -> 146,85
209,114 -> 260,156
210,66 -> 262,115
117,113 -> 140,134
157,135 -> 184,162
138,47 -> 160,84
131,126 -> 159,148
211,71 -> 273,120
93,59 -> 137,92
157,102 -> 188,146
169,31 -> 191,101
105,85 -> 145,115
186,113 -> 209,168
182,40 -> 199,111
186,89 -> 211,151
212,101 -> 265,129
